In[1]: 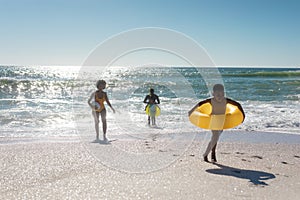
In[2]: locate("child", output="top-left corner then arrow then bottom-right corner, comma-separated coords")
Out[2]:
189,84 -> 244,162
88,80 -> 115,141
143,88 -> 160,126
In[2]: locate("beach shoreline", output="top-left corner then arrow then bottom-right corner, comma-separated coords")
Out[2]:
1,131 -> 300,199
1,129 -> 300,144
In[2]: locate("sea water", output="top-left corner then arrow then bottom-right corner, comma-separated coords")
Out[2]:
0,66 -> 299,139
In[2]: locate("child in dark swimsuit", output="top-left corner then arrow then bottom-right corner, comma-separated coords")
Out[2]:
143,88 -> 160,125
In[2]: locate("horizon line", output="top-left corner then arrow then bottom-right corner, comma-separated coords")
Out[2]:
0,64 -> 299,68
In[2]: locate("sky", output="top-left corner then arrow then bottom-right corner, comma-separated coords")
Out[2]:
0,0 -> 299,66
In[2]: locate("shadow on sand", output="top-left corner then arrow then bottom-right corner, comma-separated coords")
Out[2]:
91,139 -> 117,145
206,163 -> 276,186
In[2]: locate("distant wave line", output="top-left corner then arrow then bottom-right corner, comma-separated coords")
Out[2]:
223,71 -> 300,77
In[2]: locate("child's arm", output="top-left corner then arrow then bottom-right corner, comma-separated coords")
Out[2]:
143,95 -> 149,103
188,98 -> 211,116
105,92 -> 115,113
87,92 -> 95,108
188,104 -> 199,116
156,95 -> 160,104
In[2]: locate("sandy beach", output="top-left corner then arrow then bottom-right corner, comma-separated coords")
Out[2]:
1,131 -> 300,200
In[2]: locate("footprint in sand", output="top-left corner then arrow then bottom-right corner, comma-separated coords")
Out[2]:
220,152 -> 231,155
144,141 -> 153,149
251,155 -> 263,159
241,158 -> 251,162
158,149 -> 167,152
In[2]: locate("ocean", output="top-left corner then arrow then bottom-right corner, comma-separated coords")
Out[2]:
0,66 -> 299,140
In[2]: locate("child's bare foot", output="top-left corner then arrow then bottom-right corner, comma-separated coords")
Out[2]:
204,156 -> 209,162
211,153 -> 217,162
103,137 -> 108,143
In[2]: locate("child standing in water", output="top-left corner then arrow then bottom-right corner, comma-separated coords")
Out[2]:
189,84 -> 228,162
88,80 -> 115,141
143,88 -> 160,126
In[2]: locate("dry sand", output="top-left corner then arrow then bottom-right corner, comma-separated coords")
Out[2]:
1,133 -> 300,200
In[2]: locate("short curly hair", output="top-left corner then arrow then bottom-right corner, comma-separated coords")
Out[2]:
96,80 -> 106,88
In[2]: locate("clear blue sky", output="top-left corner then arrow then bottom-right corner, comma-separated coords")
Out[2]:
0,0 -> 299,66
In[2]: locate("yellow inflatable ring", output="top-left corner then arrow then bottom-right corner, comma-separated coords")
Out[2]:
145,104 -> 161,117
189,98 -> 245,130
